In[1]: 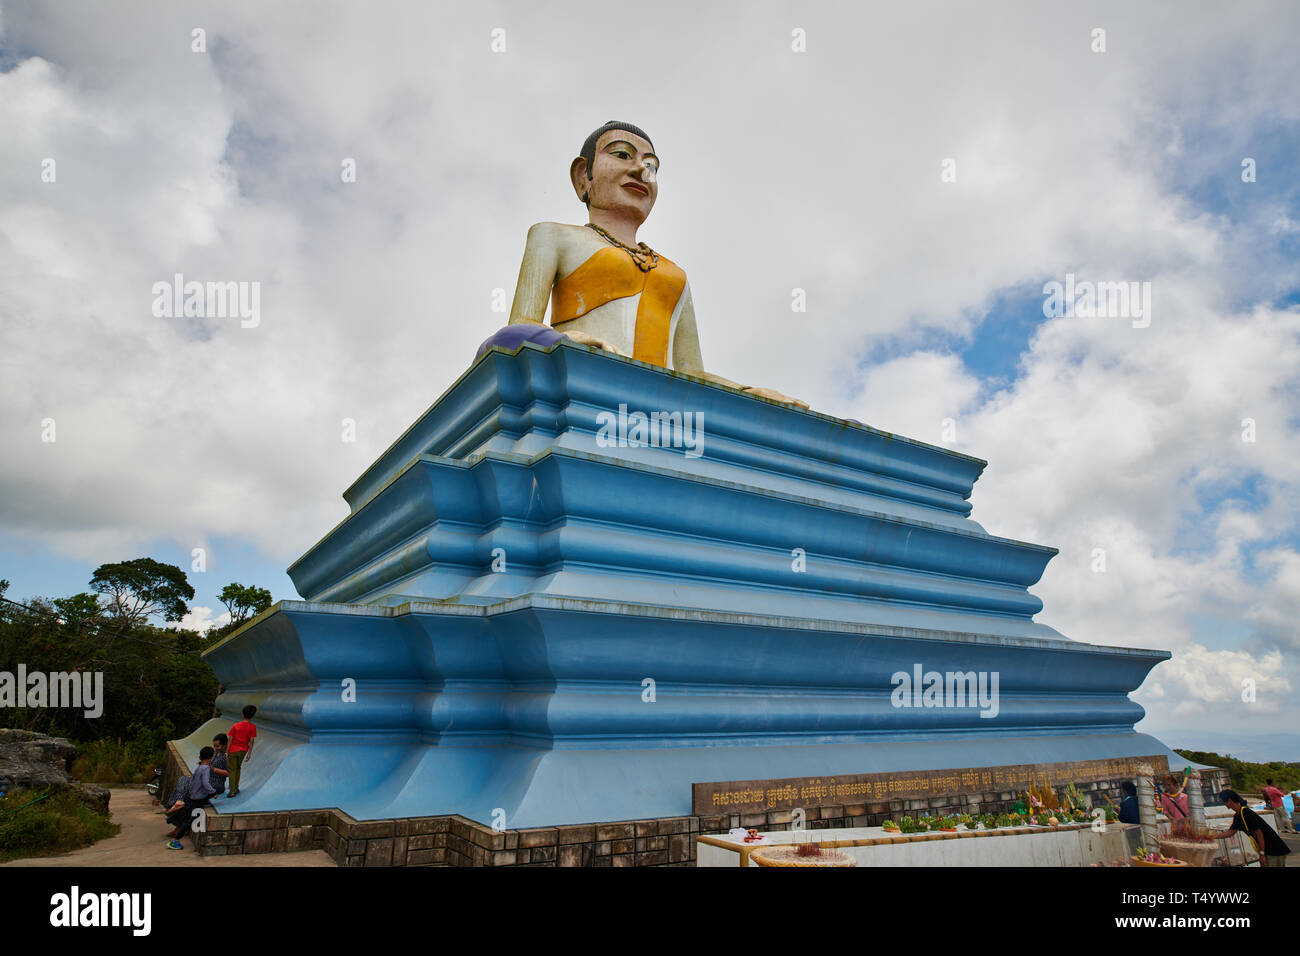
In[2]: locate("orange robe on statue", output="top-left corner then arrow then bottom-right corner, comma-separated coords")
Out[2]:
549,246 -> 687,368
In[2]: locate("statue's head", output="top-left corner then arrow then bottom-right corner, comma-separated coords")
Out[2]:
570,121 -> 658,223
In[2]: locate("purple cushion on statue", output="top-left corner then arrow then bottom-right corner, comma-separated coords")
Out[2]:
475,324 -> 565,361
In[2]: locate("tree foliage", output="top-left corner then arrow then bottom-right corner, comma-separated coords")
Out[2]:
1175,749 -> 1300,794
0,562 -> 255,749
88,558 -> 194,628
218,582 -> 273,627
53,592 -> 102,628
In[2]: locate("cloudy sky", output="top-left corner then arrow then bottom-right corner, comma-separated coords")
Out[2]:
2,1 -> 1297,760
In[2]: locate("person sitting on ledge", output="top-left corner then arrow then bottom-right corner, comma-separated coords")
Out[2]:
507,120 -> 806,408
165,745 -> 217,849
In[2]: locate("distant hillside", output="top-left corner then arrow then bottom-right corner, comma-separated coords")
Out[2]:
1175,749 -> 1300,794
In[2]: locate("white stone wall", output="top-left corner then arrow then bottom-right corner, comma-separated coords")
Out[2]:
698,823 -> 1135,867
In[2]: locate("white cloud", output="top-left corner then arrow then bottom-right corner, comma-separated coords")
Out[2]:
175,605 -> 230,634
1144,645 -> 1289,718
846,351 -> 980,446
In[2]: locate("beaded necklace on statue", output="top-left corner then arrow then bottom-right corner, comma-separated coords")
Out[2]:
585,222 -> 660,273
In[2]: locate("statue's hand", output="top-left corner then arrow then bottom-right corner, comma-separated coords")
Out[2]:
562,329 -> 628,356
677,367 -> 742,390
678,366 -> 809,409
742,385 -> 810,409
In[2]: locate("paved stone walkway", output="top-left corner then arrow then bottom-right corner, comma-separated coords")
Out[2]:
1,787 -> 335,867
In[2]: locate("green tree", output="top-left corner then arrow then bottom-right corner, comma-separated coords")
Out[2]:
1175,749 -> 1300,794
89,558 -> 194,629
218,582 -> 272,627
1,586 -> 219,747
53,592 -> 103,630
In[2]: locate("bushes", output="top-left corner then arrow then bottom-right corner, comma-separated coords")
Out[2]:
70,737 -> 162,785
0,787 -> 119,863
72,720 -> 181,784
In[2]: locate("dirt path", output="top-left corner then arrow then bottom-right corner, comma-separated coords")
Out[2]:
1,787 -> 335,867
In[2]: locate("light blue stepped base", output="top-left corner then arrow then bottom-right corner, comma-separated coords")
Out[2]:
191,337 -> 1183,828
195,597 -> 1174,828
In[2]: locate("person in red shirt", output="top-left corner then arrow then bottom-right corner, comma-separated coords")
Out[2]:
226,704 -> 258,798
1263,779 -> 1295,834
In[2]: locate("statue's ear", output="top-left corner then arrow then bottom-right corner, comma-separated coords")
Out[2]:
570,157 -> 589,202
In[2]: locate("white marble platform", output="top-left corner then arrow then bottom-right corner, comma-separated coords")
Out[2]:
697,821 -> 1137,867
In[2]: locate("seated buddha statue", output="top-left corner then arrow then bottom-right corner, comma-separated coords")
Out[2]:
506,121 -> 805,407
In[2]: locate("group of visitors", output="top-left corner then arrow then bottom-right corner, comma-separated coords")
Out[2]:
164,704 -> 258,850
1262,778 -> 1297,835
1115,773 -> 1295,867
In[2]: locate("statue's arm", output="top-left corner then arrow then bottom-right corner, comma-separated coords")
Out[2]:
509,222 -> 560,325
671,282 -> 706,373
673,281 -> 809,409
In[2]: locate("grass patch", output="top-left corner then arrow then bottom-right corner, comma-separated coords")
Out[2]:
0,787 -> 119,863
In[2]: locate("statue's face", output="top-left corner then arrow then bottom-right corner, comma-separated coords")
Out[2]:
578,129 -> 658,222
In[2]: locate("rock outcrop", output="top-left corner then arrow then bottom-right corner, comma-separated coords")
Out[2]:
0,729 -> 111,813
